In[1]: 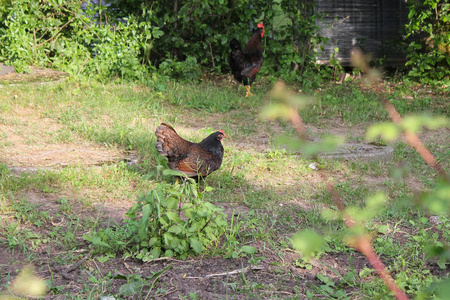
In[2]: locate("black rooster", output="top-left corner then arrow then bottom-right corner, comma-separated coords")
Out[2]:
228,23 -> 265,97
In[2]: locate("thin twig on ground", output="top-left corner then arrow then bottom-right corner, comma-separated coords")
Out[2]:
144,257 -> 194,264
184,265 -> 263,279
61,248 -> 94,280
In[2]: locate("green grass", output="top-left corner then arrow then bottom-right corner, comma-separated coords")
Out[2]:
0,77 -> 448,299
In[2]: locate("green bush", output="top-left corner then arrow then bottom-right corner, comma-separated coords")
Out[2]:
0,0 -> 159,80
0,0 -> 328,84
84,177 -> 228,261
405,0 -> 450,84
124,177 -> 228,261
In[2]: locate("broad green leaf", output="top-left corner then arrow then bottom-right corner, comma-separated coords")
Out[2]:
239,245 -> 257,255
359,267 -> 373,278
204,186 -> 214,192
166,197 -> 179,210
169,237 -> 181,249
166,211 -> 181,222
402,115 -> 449,133
421,181 -> 450,214
322,208 -> 339,220
366,192 -> 387,211
149,247 -> 161,259
162,169 -> 185,177
141,204 -> 152,220
163,232 -> 174,247
188,222 -> 201,232
168,225 -> 182,235
149,237 -> 159,247
292,230 -> 324,258
259,103 -> 292,120
366,122 -> 400,142
190,238 -> 203,254
377,224 -> 389,234
119,282 -> 139,297
317,273 -> 334,285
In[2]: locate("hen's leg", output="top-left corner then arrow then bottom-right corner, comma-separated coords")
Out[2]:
245,85 -> 254,97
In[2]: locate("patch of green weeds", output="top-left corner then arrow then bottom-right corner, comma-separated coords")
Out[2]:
1,221 -> 44,254
5,196 -> 50,227
85,177 -> 228,261
113,265 -> 172,299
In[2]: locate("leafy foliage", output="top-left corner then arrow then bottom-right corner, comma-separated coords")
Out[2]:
0,0 -> 158,80
124,176 -> 228,260
405,0 -> 450,84
0,0 -> 327,85
84,176 -> 228,261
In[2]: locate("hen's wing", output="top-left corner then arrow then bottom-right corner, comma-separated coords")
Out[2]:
155,123 -> 194,171
178,145 -> 223,177
241,55 -> 264,79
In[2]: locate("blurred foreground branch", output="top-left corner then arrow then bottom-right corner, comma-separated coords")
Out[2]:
352,47 -> 448,180
381,97 -> 448,180
326,182 -> 409,300
262,81 -> 410,299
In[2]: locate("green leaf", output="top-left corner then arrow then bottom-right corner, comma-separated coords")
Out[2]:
166,197 -> 179,210
366,192 -> 387,211
149,237 -> 159,247
359,267 -> 373,278
259,103 -> 292,120
292,230 -> 325,258
204,186 -> 214,192
141,203 -> 152,219
401,115 -> 449,133
317,273 -> 334,285
119,282 -> 139,297
189,238 -> 203,254
166,211 -> 181,222
366,122 -> 401,142
420,181 -> 450,214
168,237 -> 181,249
239,245 -> 257,255
163,169 -> 185,177
168,225 -> 182,235
377,224 -> 389,234
163,232 -> 174,247
149,247 -> 161,259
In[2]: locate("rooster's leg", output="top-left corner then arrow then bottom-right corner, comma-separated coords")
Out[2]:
245,85 -> 254,97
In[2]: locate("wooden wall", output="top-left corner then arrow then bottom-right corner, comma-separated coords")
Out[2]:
315,0 -> 408,66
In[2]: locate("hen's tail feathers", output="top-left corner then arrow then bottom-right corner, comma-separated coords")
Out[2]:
230,38 -> 242,50
155,123 -> 178,157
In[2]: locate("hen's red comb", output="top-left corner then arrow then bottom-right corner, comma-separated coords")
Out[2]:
219,130 -> 227,137
257,23 -> 264,28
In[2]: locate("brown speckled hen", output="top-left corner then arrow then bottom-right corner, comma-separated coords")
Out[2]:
155,123 -> 226,179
